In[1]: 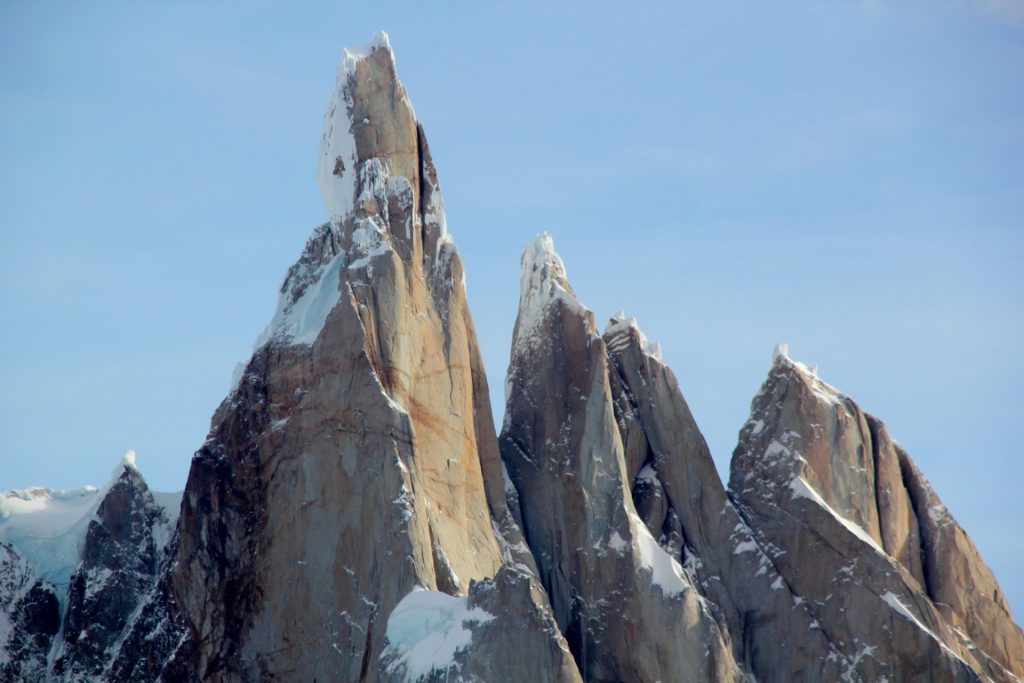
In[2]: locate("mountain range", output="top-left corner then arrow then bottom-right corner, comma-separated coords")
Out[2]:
2,33 -> 1020,683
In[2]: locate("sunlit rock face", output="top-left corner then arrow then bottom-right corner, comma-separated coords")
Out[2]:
164,33 -> 572,682
729,348 -> 1024,682
499,234 -> 741,682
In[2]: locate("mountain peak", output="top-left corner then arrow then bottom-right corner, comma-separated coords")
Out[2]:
605,311 -> 663,361
316,29 -> 413,224
512,233 -> 588,358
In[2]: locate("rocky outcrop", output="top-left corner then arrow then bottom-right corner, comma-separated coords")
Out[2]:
500,234 -> 740,682
168,32 -> 573,682
50,456 -> 176,681
729,346 -> 1024,682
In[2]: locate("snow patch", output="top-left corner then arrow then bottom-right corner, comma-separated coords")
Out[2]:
629,512 -> 689,597
881,591 -> 941,642
253,251 -> 345,350
382,588 -> 494,681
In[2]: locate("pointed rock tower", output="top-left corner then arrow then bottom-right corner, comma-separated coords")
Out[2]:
500,234 -> 740,682
603,316 -> 850,681
166,33 -> 575,682
729,347 -> 1024,682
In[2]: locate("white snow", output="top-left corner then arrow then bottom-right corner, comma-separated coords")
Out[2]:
733,539 -> 759,555
604,310 -> 663,361
0,485 -> 100,591
607,531 -> 629,553
788,477 -> 886,555
772,342 -> 790,364
628,511 -> 689,597
381,587 -> 494,681
635,463 -> 658,485
881,591 -> 940,641
253,251 -> 345,351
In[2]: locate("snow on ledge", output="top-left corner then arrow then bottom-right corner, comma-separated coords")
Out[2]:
251,251 -> 345,353
382,587 -> 494,681
628,510 -> 689,597
788,476 -> 886,555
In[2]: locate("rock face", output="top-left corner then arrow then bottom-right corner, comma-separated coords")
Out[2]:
0,454 -> 181,683
4,31 -> 1023,683
603,315 -> 848,682
0,543 -> 59,683
166,32 -> 575,682
729,346 -> 1024,683
50,457 -> 176,681
500,235 -> 740,682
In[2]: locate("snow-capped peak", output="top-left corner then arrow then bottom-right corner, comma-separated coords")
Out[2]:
340,30 -> 392,74
317,30 -> 396,224
772,342 -> 790,364
769,344 -> 844,406
0,451 -> 179,592
512,233 -> 588,358
518,232 -> 573,310
604,311 -> 663,361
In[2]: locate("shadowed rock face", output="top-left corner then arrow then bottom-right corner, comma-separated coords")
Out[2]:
729,348 -> 1024,683
165,34 -> 574,683
500,235 -> 740,683
0,543 -> 60,683
51,465 -> 173,681
603,318 -> 848,682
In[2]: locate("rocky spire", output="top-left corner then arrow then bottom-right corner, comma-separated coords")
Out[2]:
50,453 -> 178,680
164,34 -> 574,682
501,234 -> 739,682
602,316 -> 849,680
729,347 -> 1024,682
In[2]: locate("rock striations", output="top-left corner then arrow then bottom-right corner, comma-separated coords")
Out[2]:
2,33 -> 1021,683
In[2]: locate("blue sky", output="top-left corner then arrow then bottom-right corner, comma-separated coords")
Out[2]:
2,3 -> 1022,616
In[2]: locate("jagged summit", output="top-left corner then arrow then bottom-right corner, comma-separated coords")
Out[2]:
317,30 -> 400,222
512,233 -> 590,361
0,450 -> 176,594
731,346 -> 1024,681
7,33 -> 1022,683
250,31 -> 455,355
604,310 -> 663,361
